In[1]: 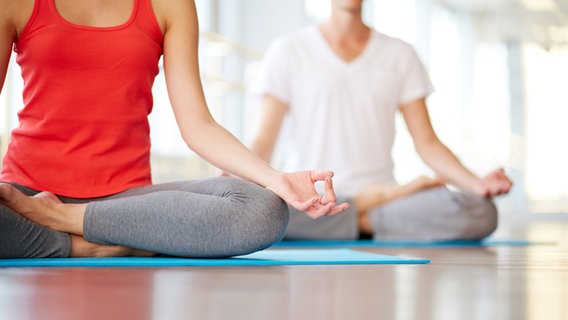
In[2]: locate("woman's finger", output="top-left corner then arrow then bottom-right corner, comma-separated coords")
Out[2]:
321,176 -> 337,204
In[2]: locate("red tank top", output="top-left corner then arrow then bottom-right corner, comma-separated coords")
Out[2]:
0,0 -> 163,197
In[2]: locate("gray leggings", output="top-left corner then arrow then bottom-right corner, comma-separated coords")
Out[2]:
0,177 -> 289,258
284,187 -> 498,241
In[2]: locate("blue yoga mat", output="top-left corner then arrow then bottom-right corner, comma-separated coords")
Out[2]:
0,249 -> 429,268
273,238 -> 547,248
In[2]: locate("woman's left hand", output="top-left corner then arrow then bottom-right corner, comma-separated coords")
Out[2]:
265,170 -> 350,219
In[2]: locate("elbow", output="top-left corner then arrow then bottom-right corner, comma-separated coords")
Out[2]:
179,128 -> 196,150
179,117 -> 217,150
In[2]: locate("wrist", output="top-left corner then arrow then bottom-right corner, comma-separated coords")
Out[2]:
468,179 -> 488,196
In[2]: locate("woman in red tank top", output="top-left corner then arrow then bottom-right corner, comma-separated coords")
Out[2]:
0,0 -> 348,258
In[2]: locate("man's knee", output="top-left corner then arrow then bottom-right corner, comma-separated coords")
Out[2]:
371,188 -> 499,241
284,201 -> 359,240
457,193 -> 498,239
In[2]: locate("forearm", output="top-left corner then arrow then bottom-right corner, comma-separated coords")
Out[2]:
184,120 -> 278,187
247,94 -> 287,164
249,136 -> 275,163
417,142 -> 481,193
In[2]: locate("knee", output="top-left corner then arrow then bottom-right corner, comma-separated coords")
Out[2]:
223,179 -> 290,255
474,199 -> 499,238
250,187 -> 290,245
454,193 -> 499,239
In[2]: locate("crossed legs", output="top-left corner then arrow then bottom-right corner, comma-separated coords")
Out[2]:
283,176 -> 497,241
0,178 -> 290,258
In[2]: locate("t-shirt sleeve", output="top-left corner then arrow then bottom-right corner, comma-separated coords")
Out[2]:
248,38 -> 291,104
399,44 -> 435,106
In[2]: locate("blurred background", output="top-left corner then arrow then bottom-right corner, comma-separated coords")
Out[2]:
1,0 -> 567,223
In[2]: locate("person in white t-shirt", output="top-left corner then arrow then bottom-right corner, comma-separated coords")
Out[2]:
247,0 -> 513,240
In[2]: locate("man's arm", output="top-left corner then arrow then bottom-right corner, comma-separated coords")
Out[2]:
401,98 -> 512,197
248,94 -> 288,163
155,0 -> 347,217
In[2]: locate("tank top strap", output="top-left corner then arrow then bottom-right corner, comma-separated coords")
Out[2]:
16,0 -> 51,46
131,0 -> 163,45
18,0 -> 162,45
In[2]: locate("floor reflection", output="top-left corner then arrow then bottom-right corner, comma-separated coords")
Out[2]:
0,222 -> 566,320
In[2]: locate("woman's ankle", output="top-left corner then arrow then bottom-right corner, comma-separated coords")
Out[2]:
69,235 -> 155,257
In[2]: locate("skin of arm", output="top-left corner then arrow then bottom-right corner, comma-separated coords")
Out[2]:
248,94 -> 288,163
401,98 -> 512,197
0,0 -> 346,259
0,0 -> 19,92
0,0 -> 155,257
247,95 -> 445,233
249,95 -> 444,229
154,0 -> 348,217
157,0 -> 273,184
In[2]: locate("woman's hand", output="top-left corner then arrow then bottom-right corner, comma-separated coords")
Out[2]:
265,170 -> 350,219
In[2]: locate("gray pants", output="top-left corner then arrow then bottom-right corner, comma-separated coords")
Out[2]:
0,177 -> 289,258
284,187 -> 498,241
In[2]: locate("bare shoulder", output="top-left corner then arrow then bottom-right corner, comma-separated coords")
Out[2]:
0,0 -> 35,37
151,0 -> 197,31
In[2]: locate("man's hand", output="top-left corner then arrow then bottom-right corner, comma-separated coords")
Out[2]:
472,168 -> 513,197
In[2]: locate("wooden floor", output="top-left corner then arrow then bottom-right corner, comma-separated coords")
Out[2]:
1,220 -> 567,320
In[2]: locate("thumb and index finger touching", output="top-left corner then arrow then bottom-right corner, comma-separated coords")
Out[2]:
310,170 -> 351,216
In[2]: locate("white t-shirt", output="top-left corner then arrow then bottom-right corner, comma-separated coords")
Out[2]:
252,25 -> 435,197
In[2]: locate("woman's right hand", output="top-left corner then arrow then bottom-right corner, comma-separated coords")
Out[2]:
265,170 -> 350,219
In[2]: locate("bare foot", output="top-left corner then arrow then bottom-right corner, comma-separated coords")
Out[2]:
0,183 -> 86,235
354,184 -> 397,214
405,176 -> 445,192
1,184 -> 156,257
70,235 -> 155,257
354,176 -> 445,234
